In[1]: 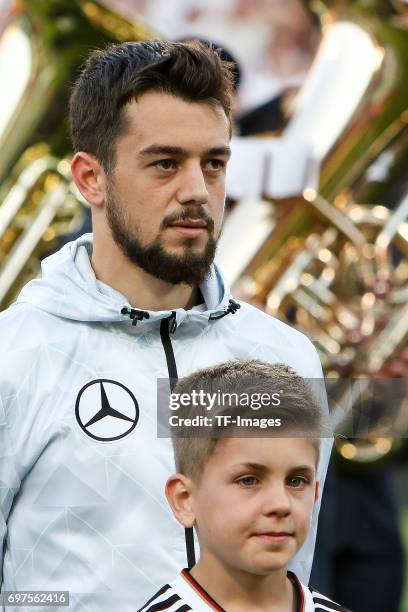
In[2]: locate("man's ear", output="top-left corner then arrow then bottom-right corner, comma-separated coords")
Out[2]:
71,151 -> 107,208
166,474 -> 196,529
314,481 -> 319,503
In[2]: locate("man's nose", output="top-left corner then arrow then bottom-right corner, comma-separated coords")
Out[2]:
176,163 -> 209,206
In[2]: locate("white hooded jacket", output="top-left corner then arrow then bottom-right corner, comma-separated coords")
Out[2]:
0,234 -> 330,611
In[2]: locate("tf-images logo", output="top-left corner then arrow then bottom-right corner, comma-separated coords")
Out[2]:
75,379 -> 139,442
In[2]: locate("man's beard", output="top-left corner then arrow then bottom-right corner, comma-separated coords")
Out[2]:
105,187 -> 218,286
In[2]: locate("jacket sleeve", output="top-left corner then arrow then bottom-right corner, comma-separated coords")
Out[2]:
0,393 -> 21,590
0,307 -> 52,598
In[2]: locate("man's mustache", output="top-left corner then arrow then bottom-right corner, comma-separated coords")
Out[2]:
162,208 -> 215,232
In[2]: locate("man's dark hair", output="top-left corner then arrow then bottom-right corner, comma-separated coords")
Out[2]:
171,359 -> 328,482
69,39 -> 235,172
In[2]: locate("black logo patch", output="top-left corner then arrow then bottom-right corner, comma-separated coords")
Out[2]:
75,379 -> 139,442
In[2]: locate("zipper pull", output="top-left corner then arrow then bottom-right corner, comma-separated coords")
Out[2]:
169,311 -> 177,333
121,307 -> 150,326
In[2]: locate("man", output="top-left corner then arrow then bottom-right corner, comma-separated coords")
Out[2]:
0,40 -> 330,611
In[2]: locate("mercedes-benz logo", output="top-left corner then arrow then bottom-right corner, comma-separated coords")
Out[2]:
75,379 -> 139,442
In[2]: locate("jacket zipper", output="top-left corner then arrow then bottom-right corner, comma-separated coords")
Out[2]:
159,312 -> 196,570
159,312 -> 178,391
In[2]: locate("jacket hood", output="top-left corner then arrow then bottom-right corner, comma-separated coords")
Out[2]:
15,233 -> 237,327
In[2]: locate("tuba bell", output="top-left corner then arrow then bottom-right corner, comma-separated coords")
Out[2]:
219,0 -> 408,465
0,0 -> 157,309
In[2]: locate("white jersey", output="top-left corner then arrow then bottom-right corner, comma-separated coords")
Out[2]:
138,570 -> 350,612
0,234 -> 331,611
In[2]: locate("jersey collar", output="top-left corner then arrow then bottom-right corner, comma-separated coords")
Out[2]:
174,568 -> 307,612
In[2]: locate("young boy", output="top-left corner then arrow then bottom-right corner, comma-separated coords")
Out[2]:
139,360 -> 350,612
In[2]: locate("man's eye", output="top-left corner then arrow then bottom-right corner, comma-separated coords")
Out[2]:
237,475 -> 258,487
204,159 -> 225,171
154,159 -> 176,171
287,476 -> 308,488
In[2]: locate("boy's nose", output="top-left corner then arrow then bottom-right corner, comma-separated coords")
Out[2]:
262,484 -> 291,516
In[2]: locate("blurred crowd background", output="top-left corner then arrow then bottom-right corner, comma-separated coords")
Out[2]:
0,1 -> 407,610
106,0 -> 320,112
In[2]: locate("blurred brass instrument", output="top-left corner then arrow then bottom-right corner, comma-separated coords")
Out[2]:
230,0 -> 408,465
1,0 -> 407,463
0,0 -> 156,308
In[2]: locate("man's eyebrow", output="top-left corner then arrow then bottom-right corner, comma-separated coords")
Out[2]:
206,146 -> 231,157
138,145 -> 232,158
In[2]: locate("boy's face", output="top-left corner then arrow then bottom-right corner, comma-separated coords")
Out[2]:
190,437 -> 318,576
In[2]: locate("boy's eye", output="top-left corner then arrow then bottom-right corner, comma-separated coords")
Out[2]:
287,476 -> 308,488
154,159 -> 176,171
237,475 -> 258,487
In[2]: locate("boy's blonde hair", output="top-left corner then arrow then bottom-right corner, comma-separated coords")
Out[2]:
171,360 -> 326,482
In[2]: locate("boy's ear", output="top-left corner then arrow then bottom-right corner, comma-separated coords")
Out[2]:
165,474 -> 196,529
314,481 -> 319,502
